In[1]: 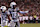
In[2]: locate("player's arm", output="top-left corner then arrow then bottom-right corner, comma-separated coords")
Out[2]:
7,11 -> 12,21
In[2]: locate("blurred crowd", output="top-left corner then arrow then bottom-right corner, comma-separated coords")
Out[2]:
0,0 -> 40,23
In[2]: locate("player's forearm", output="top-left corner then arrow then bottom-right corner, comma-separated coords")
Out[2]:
9,16 -> 13,20
7,15 -> 12,21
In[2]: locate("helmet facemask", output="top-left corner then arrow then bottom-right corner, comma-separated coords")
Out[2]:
13,5 -> 16,9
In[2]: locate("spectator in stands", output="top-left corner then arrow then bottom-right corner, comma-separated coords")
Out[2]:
0,7 -> 1,24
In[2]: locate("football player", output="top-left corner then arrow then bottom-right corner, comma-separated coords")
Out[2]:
8,2 -> 20,27
1,6 -> 12,27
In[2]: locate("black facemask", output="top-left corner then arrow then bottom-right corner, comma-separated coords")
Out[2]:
13,5 -> 15,9
0,9 -> 2,11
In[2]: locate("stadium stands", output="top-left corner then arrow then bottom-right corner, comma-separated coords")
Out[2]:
0,0 -> 40,23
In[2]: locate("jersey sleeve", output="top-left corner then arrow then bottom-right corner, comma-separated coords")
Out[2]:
6,11 -> 10,15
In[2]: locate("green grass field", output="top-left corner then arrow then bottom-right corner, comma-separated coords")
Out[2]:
0,23 -> 40,27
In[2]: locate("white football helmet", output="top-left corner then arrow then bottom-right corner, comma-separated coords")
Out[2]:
1,6 -> 7,12
10,2 -> 17,8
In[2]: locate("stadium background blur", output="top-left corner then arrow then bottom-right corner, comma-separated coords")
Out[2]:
0,0 -> 40,24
